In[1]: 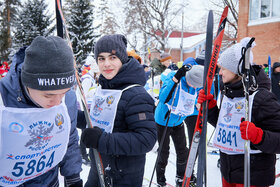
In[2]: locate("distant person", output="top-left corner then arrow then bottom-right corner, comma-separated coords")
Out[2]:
168,61 -> 179,70
143,64 -> 151,80
127,49 -> 142,64
271,62 -> 280,102
78,56 -> 100,166
195,50 -> 205,65
150,52 -> 172,76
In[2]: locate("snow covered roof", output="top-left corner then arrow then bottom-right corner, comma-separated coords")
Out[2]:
167,32 -> 207,51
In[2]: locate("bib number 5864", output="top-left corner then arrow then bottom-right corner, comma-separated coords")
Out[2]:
12,151 -> 55,177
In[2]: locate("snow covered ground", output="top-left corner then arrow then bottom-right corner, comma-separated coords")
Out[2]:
60,125 -> 280,187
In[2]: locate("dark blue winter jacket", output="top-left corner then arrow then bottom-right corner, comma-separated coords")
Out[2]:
0,47 -> 82,187
87,57 -> 157,186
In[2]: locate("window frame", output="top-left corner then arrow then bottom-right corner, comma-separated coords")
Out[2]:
248,0 -> 280,26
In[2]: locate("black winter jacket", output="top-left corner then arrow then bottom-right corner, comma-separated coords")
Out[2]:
271,62 -> 280,102
88,57 -> 157,186
208,66 -> 280,186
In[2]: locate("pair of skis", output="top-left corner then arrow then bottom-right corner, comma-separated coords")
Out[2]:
182,7 -> 228,187
55,1 -> 108,187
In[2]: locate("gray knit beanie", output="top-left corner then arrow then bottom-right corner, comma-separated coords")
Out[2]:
185,65 -> 204,88
160,52 -> 172,62
195,50 -> 205,65
94,34 -> 128,64
219,37 -> 256,74
21,36 -> 75,90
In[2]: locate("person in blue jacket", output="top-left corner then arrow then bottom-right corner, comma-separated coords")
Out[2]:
0,36 -> 82,186
81,34 -> 157,187
182,57 -> 202,148
155,62 -> 204,187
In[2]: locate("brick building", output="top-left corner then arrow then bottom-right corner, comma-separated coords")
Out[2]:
148,30 -> 232,65
238,0 -> 280,65
148,31 -> 206,64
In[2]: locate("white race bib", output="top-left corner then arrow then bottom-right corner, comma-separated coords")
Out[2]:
213,92 -> 261,155
90,85 -> 140,133
0,102 -> 70,186
167,82 -> 197,117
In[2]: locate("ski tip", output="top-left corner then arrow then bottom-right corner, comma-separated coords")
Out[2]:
224,6 -> 229,14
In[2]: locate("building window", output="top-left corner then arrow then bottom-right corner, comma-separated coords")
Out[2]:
249,0 -> 280,22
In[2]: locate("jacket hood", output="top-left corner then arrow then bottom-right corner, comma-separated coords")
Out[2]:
2,47 -> 26,93
0,47 -> 38,107
273,62 -> 280,72
98,56 -> 146,89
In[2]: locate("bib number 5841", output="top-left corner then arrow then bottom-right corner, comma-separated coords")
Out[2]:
217,128 -> 237,147
12,151 -> 55,177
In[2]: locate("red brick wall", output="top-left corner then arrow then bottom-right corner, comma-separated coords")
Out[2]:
238,0 -> 280,65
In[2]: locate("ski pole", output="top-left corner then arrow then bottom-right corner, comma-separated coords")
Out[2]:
268,56 -> 271,79
242,37 -> 255,187
149,83 -> 179,187
55,1 -> 107,186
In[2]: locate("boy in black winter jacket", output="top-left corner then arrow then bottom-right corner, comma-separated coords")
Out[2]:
81,34 -> 157,187
198,37 -> 280,187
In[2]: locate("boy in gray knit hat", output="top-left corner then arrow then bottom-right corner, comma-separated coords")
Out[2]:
0,36 -> 82,187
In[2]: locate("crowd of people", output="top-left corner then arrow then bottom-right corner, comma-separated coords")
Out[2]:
0,33 -> 280,187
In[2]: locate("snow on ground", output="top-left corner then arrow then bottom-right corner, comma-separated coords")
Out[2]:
59,126 -> 280,187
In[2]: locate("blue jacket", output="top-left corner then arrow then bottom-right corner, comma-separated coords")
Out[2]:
155,71 -> 202,127
90,57 -> 157,185
0,48 -> 82,187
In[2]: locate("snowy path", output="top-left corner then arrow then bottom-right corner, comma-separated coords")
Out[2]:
59,126 -> 280,186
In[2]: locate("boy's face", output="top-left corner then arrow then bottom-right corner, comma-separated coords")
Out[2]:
97,52 -> 122,80
27,87 -> 70,108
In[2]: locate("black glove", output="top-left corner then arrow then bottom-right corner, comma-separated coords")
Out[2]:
81,126 -> 103,149
65,174 -> 83,187
174,65 -> 192,82
68,179 -> 83,187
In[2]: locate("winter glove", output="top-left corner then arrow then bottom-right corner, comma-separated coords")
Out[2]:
81,126 -> 103,149
65,174 -> 83,187
173,65 -> 191,82
197,89 -> 217,109
68,179 -> 83,187
240,118 -> 263,144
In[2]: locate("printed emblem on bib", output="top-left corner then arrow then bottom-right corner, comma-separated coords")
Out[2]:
25,121 -> 54,151
184,99 -> 194,110
55,113 -> 64,129
9,122 -> 24,133
93,96 -> 105,116
235,101 -> 244,112
106,95 -> 115,106
223,102 -> 233,123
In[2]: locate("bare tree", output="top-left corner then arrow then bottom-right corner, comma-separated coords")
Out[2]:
97,0 -> 119,35
210,0 -> 239,40
124,0 -> 183,53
